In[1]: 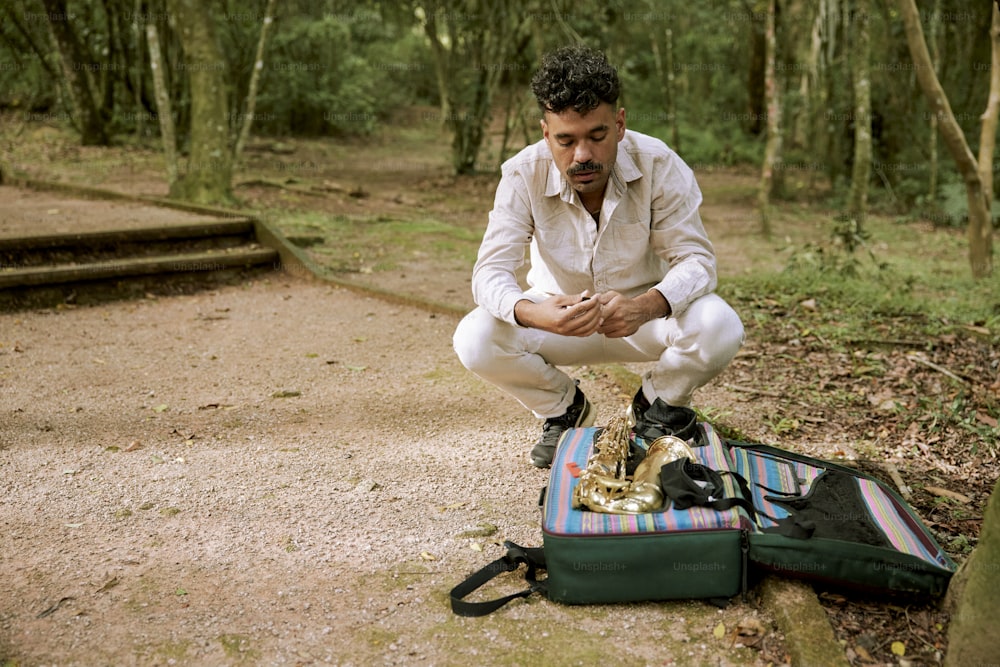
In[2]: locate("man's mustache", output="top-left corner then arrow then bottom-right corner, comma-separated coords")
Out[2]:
568,161 -> 603,175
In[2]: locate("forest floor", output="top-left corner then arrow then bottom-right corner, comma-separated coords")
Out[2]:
1,113 -> 998,666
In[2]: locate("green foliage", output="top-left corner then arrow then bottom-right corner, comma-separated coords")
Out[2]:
255,17 -> 378,136
1,0 -> 999,249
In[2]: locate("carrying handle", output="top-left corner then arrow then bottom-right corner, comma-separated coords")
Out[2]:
449,541 -> 546,617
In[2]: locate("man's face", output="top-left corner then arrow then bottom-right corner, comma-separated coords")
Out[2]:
541,103 -> 625,198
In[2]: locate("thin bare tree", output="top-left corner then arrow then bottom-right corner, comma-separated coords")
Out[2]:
896,0 -> 993,279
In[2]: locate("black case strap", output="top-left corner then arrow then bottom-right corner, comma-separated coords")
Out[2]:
449,541 -> 547,616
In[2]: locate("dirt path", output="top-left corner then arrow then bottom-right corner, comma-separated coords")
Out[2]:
0,187 -> 787,665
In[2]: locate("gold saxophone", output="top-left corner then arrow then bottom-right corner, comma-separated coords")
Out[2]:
571,407 -> 696,514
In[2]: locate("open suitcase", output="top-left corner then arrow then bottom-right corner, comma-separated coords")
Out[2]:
451,423 -> 956,615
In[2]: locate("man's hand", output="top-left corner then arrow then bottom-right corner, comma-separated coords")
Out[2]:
514,291 -> 603,337
596,290 -> 670,338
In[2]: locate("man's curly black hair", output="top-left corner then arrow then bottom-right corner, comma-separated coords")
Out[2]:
530,44 -> 620,114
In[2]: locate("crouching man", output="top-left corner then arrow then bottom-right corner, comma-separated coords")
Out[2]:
453,45 -> 744,468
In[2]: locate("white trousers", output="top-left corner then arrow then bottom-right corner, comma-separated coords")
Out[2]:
453,293 -> 744,419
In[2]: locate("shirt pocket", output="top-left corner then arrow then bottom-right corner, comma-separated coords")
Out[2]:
599,215 -> 660,288
533,210 -> 593,269
609,214 -> 652,258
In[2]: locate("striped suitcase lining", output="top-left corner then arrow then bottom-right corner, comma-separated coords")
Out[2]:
855,478 -> 952,569
731,447 -> 949,568
729,447 -> 823,528
544,425 -> 747,537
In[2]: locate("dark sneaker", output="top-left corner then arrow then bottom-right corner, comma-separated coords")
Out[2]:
630,387 -> 652,422
632,392 -> 699,445
529,386 -> 595,468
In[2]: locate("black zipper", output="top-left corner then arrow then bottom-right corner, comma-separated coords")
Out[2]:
740,528 -> 750,602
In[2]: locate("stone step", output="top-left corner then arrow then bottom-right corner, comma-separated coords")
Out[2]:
0,246 -> 278,289
0,220 -> 258,268
0,220 -> 282,310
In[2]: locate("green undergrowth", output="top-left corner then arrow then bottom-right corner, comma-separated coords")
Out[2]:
721,265 -> 998,349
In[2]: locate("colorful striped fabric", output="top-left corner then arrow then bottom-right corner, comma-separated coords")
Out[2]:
731,446 -> 951,568
729,448 -> 825,529
855,478 -> 952,569
543,425 -> 750,537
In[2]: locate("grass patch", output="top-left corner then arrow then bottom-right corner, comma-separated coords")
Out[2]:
721,212 -> 999,347
270,210 -> 481,274
218,634 -> 259,662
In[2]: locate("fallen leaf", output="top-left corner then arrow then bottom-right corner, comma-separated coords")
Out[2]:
152,404 -> 169,413
439,502 -> 467,511
97,577 -> 120,593
976,412 -> 998,428
345,365 -> 367,372
736,617 -> 767,637
891,641 -> 906,656
419,551 -> 436,561
713,622 -> 726,639
270,390 -> 301,398
470,542 -> 482,552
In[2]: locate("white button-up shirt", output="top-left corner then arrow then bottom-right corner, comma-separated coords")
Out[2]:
471,129 -> 718,326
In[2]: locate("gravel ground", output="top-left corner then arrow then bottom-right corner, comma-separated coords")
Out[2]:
0,266 -> 786,666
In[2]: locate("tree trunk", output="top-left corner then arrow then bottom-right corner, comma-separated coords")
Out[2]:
650,25 -> 679,150
748,11 -> 767,136
928,0 -> 941,201
420,0 -> 522,175
422,7 -> 451,129
977,4 -> 1000,216
847,0 -> 871,243
944,475 -> 1000,666
807,0 -> 829,190
665,27 -> 679,151
146,23 -> 178,189
41,0 -> 109,145
896,0 -> 993,279
166,0 -> 233,205
132,0 -> 145,138
758,0 -> 781,236
234,0 -> 277,164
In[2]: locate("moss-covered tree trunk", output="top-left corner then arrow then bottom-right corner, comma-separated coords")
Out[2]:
42,0 -> 109,146
166,0 -> 233,205
944,475 -> 1000,665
